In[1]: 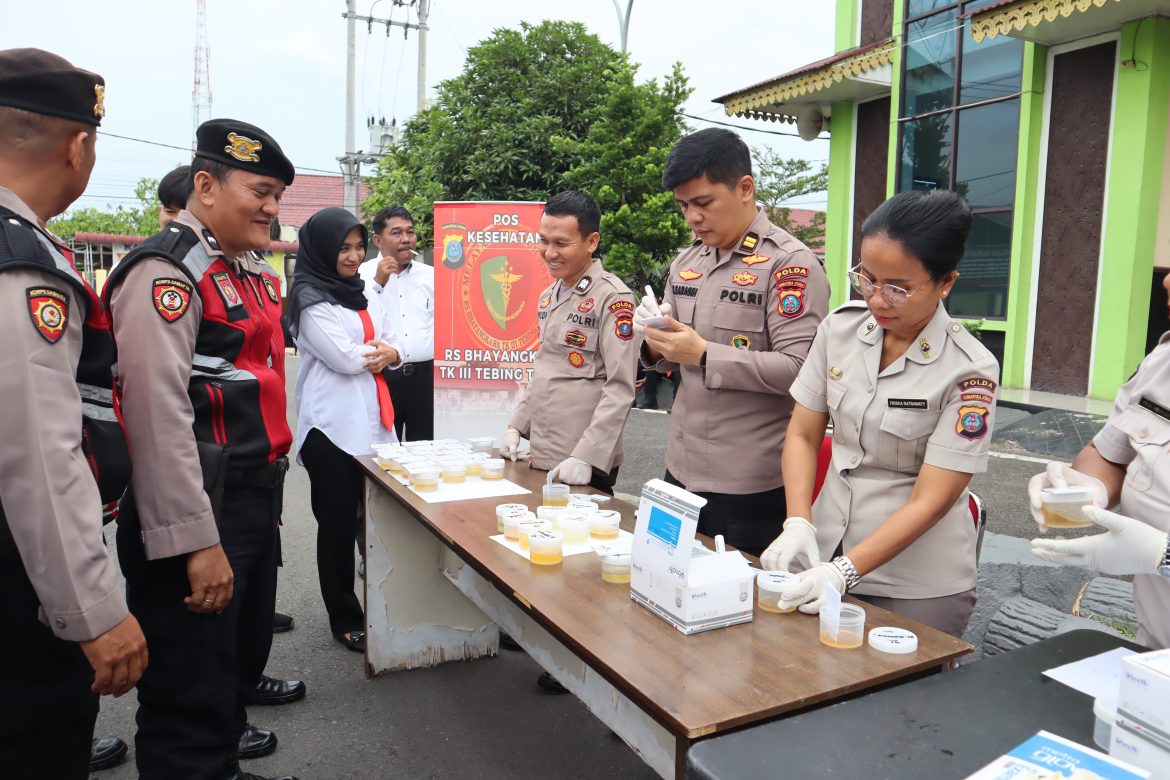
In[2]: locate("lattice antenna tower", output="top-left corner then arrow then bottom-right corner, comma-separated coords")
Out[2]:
192,0 -> 213,149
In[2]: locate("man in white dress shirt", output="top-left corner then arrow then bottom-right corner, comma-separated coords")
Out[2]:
360,206 -> 435,441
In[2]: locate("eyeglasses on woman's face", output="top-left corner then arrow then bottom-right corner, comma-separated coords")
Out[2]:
847,264 -> 935,308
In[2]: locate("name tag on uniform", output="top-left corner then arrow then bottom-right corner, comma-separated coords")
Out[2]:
888,399 -> 928,409
1139,395 -> 1170,422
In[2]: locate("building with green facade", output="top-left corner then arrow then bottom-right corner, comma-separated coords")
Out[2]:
717,0 -> 1170,403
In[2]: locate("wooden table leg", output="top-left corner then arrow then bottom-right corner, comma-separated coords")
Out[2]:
364,480 -> 499,674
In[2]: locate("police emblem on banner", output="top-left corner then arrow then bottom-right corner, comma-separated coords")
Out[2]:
568,351 -> 585,368
262,276 -> 280,304
443,233 -> 465,270
211,272 -> 243,308
26,287 -> 67,343
153,278 -> 193,322
957,406 -> 990,440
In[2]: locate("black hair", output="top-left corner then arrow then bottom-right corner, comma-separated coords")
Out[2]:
157,165 -> 192,208
543,190 -> 601,238
661,128 -> 752,191
372,205 -> 414,235
860,189 -> 973,279
189,156 -> 233,188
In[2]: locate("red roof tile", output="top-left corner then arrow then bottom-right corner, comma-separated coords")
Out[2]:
278,174 -> 369,228
715,39 -> 893,105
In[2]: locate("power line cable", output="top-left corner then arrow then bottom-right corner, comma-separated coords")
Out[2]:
96,130 -> 342,175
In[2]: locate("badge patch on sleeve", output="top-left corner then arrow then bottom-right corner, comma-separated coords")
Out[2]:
565,329 -> 587,348
774,266 -> 809,319
956,406 -> 990,440
568,351 -> 585,368
262,276 -> 280,304
608,300 -> 634,315
153,278 -> 193,322
615,316 -> 634,341
26,287 -> 68,343
577,297 -> 595,313
731,271 -> 759,286
731,334 -> 751,350
211,272 -> 243,309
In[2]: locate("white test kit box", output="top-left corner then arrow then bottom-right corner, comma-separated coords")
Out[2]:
629,479 -> 754,635
1112,648 -> 1170,777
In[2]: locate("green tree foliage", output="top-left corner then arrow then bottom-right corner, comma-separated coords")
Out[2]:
751,148 -> 828,251
49,176 -> 161,238
558,63 -> 692,288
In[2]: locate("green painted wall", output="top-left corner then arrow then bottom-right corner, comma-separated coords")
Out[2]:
825,101 -> 857,308
1091,18 -> 1170,398
835,0 -> 858,52
885,0 -> 905,196
1000,42 -> 1047,389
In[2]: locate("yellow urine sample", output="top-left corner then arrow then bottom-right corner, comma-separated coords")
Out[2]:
543,497 -> 569,507
482,470 -> 504,481
530,551 -> 563,566
413,478 -> 439,493
1042,504 -> 1093,528
441,473 -> 466,484
601,571 -> 630,584
757,601 -> 796,614
466,462 -> 482,476
387,461 -> 404,474
590,526 -> 620,540
819,627 -> 864,649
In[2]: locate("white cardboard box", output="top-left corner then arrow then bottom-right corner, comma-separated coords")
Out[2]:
1119,650 -> 1170,742
1111,722 -> 1170,780
966,730 -> 1150,779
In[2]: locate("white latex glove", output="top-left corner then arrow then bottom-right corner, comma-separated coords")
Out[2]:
777,562 -> 846,615
760,517 -> 822,573
1027,462 -> 1109,528
549,456 -> 593,486
1030,506 -> 1167,576
632,293 -> 671,335
501,427 -> 522,462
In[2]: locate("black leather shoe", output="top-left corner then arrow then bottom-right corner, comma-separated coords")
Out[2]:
499,632 -> 522,652
89,736 -> 127,771
238,724 -> 277,760
334,630 -> 366,653
230,773 -> 299,780
272,612 -> 294,633
245,674 -> 306,706
536,671 -> 569,694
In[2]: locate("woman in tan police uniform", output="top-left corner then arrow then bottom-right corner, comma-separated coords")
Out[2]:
761,190 -> 999,637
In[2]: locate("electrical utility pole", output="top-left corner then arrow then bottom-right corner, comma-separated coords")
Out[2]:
611,0 -> 634,53
339,0 -> 429,217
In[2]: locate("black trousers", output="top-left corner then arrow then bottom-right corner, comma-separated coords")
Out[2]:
664,470 -> 785,558
0,546 -> 97,780
117,483 -> 279,780
385,360 -> 434,441
300,427 -> 365,636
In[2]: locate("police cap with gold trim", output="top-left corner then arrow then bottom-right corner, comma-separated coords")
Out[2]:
0,48 -> 106,126
194,118 -> 295,185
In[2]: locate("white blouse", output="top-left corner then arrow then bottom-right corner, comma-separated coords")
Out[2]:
294,286 -> 404,461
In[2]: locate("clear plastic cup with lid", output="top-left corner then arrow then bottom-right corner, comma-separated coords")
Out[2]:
1040,486 -> 1096,528
529,530 -> 564,565
589,512 -> 621,540
481,458 -> 506,480
601,553 -> 631,583
410,466 -> 440,493
554,512 -> 589,545
543,483 -> 570,506
537,505 -> 567,523
820,603 -> 866,649
468,436 -> 496,455
495,503 -> 529,530
756,571 -> 797,614
440,461 -> 468,484
517,519 -> 549,551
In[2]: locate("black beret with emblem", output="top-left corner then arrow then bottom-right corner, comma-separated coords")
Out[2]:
195,118 -> 295,185
0,48 -> 105,126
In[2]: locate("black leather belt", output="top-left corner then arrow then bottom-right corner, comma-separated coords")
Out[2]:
225,456 -> 289,489
401,360 -> 433,378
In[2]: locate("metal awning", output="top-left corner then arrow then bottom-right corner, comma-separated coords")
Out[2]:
970,0 -> 1170,45
714,39 -> 894,124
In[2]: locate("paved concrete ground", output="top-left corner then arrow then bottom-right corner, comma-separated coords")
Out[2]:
91,360 -> 1103,779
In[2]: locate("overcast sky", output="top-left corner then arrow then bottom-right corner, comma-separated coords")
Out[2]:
4,1 -> 835,214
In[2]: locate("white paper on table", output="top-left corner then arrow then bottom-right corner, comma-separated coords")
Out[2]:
821,582 -> 842,639
1042,647 -> 1137,700
490,533 -> 601,560
590,533 -> 634,557
369,460 -> 531,503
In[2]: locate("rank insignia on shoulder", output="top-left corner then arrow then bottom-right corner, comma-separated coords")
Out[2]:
568,351 -> 586,368
738,233 -> 759,253
540,294 -> 552,309
153,278 -> 193,322
678,269 -> 703,281
565,329 -> 587,348
575,276 -> 593,293
225,132 -> 262,163
26,287 -> 68,343
262,276 -> 280,304
731,271 -> 758,286
741,255 -> 770,267
957,406 -> 990,440
211,272 -> 243,308
577,297 -> 594,313
731,334 -> 751,350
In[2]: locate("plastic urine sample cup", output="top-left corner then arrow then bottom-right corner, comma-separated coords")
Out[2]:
756,571 -> 797,613
468,436 -> 495,455
568,500 -> 597,512
495,503 -> 529,532
410,467 -> 440,493
440,462 -> 467,484
536,505 -> 567,523
543,483 -> 570,506
555,513 -> 589,545
589,513 -> 621,540
481,459 -> 506,480
820,603 -> 866,649
601,554 -> 631,583
529,530 -> 564,565
1040,486 -> 1096,528
517,520 -> 549,551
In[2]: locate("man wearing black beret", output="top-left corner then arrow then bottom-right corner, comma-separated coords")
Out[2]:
0,48 -> 148,779
104,118 -> 298,780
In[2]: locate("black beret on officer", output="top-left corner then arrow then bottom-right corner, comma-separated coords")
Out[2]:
195,118 -> 295,185
0,47 -> 106,126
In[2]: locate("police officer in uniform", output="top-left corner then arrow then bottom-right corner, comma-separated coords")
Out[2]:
501,190 -> 638,493
633,128 -> 829,557
105,119 -> 298,780
0,48 -> 148,779
1029,274 -> 1170,649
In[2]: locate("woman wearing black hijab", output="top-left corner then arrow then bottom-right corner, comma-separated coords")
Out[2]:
289,207 -> 402,653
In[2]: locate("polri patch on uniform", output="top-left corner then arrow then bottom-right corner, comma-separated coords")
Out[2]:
26,286 -> 68,343
615,316 -> 634,341
1139,396 -> 1170,422
568,351 -> 585,368
961,392 -> 994,404
957,377 -> 997,394
740,255 -> 770,267
608,300 -> 634,315
888,398 -> 928,409
731,271 -> 759,286
211,271 -> 243,309
957,405 -> 990,440
774,266 -> 810,319
738,233 -> 759,253
731,334 -> 751,350
577,297 -> 595,313
153,277 -> 193,323
565,329 -> 587,348
262,276 -> 280,304
678,269 -> 703,281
